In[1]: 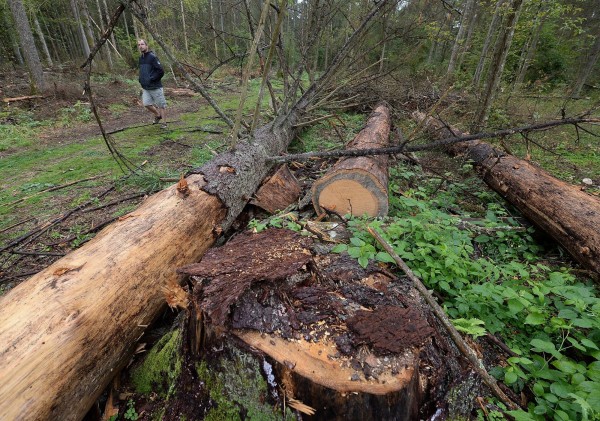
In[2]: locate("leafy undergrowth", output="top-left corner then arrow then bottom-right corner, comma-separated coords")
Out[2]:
331,162 -> 600,420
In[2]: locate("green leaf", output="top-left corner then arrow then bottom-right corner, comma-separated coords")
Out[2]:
331,244 -> 347,253
550,381 -> 572,398
358,255 -> 368,268
525,312 -> 546,325
350,237 -> 365,247
508,298 -> 525,314
505,370 -> 518,384
533,382 -> 545,396
375,251 -> 395,263
572,318 -> 594,328
552,359 -> 578,374
530,339 -> 556,354
580,338 -> 599,350
557,309 -> 578,319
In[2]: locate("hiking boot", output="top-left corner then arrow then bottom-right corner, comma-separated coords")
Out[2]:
160,122 -> 168,129
153,115 -> 162,124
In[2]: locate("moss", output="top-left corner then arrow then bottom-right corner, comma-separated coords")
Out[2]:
196,346 -> 291,421
130,330 -> 182,396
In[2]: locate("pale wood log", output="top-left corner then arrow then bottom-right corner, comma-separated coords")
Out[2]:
250,164 -> 301,213
2,94 -> 44,103
0,175 -> 226,421
312,104 -> 391,217
0,117 -> 299,420
413,111 -> 600,275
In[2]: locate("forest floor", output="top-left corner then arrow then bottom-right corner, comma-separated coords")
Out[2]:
2,67 -> 600,420
0,67 -> 242,291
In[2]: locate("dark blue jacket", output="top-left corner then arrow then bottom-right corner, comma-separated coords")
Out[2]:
139,51 -> 164,90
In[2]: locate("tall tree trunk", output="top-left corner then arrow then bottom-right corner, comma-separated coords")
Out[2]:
102,0 -> 118,55
180,0 -> 189,53
209,0 -> 220,60
7,0 -> 45,91
32,13 -> 53,67
447,0 -> 476,75
513,6 -> 545,90
70,0 -> 91,57
473,0 -> 506,87
95,0 -> 114,68
475,0 -> 524,129
571,31 -> 600,97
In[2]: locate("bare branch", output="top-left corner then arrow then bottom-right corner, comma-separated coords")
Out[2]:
269,117 -> 600,162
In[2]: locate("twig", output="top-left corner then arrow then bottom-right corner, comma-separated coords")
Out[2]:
5,174 -> 107,208
81,192 -> 146,213
368,227 -> 520,411
10,250 -> 66,257
0,218 -> 35,234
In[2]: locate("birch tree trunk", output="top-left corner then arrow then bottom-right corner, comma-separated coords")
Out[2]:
95,0 -> 114,68
33,13 -> 53,67
70,0 -> 91,57
473,0 -> 506,87
7,0 -> 45,91
447,0 -> 476,75
571,31 -> 600,97
475,0 -> 524,129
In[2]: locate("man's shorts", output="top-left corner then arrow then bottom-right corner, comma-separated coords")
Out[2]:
142,87 -> 167,108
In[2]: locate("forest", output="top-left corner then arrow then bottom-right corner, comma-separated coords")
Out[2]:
1,0 -> 600,420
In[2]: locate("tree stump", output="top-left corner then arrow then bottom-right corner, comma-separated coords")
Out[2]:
312,104 -> 391,218
177,228 -> 457,420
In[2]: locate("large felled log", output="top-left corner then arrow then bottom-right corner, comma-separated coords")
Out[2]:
413,111 -> 600,275
0,118 -> 300,421
177,228 -> 468,420
312,104 -> 391,217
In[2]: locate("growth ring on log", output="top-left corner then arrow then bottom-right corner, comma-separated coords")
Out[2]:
312,169 -> 389,217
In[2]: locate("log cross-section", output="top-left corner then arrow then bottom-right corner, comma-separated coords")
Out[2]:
413,111 -> 600,275
312,103 -> 391,217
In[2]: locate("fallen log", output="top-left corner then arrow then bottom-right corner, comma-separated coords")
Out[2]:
413,111 -> 600,275
2,94 -> 44,103
176,228 -> 474,420
312,103 -> 391,217
0,120 -> 298,421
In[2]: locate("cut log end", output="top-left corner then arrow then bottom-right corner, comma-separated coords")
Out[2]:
312,170 -> 388,217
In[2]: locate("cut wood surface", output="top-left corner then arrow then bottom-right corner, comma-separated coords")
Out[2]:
312,103 -> 391,217
250,164 -> 301,213
0,117 -> 300,420
178,228 -> 471,420
413,111 -> 600,275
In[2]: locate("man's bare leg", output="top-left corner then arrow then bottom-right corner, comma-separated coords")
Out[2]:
145,105 -> 161,118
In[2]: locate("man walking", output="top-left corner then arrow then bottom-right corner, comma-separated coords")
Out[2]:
137,39 -> 167,129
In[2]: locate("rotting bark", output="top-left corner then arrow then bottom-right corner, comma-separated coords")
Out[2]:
413,111 -> 600,275
176,228 -> 476,420
312,103 -> 391,217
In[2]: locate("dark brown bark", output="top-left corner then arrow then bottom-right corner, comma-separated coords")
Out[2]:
177,228 -> 453,420
312,103 -> 391,217
7,0 -> 45,91
414,112 -> 600,275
